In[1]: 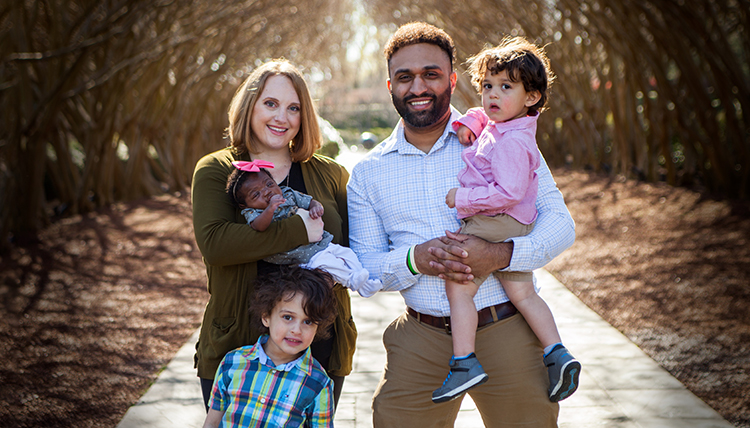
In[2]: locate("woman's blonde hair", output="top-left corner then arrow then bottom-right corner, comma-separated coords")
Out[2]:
227,59 -> 321,162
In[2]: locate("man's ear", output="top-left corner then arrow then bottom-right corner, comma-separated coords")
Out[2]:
449,71 -> 457,94
525,90 -> 542,108
387,78 -> 392,94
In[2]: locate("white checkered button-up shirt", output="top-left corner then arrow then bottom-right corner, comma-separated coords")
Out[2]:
347,107 -> 575,317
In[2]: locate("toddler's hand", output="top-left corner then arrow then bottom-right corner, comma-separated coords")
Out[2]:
445,188 -> 457,208
308,200 -> 325,219
456,124 -> 476,146
297,209 -> 324,243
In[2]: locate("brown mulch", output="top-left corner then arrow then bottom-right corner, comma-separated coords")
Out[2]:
0,170 -> 748,427
0,193 -> 208,428
545,169 -> 750,428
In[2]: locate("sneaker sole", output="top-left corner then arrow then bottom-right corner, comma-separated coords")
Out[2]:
432,374 -> 489,404
549,360 -> 581,402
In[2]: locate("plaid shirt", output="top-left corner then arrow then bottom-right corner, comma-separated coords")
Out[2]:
347,107 -> 575,316
209,336 -> 333,427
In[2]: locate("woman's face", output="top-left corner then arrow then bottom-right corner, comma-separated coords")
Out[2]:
250,74 -> 302,153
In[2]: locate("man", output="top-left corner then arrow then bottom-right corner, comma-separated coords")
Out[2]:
347,22 -> 575,427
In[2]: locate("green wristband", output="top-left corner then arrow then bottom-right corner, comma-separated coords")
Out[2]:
407,245 -> 421,275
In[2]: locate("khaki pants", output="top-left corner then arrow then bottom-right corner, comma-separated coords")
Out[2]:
460,213 -> 535,284
372,311 -> 558,428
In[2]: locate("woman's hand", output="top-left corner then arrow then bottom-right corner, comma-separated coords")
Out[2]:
298,209 -> 324,243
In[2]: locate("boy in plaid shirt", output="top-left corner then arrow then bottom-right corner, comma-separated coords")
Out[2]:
203,267 -> 338,428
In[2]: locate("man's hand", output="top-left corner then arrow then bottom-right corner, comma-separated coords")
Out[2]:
298,209 -> 324,243
455,124 -> 476,146
410,237 -> 472,282
428,230 -> 513,283
445,188 -> 457,208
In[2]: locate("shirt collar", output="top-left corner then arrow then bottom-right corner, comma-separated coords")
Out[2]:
381,106 -> 463,155
490,112 -> 539,133
248,335 -> 313,374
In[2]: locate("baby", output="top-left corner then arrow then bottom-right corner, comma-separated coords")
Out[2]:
226,160 -> 382,297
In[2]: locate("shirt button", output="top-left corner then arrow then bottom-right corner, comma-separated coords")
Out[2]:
260,398 -> 267,404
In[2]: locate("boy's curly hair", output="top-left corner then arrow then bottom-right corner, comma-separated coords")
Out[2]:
466,36 -> 555,114
250,266 -> 337,340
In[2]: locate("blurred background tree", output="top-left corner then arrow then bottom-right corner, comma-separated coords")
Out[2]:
0,0 -> 356,246
364,0 -> 749,195
1,0 -> 748,249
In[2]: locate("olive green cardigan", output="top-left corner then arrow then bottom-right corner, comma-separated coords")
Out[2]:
191,147 -> 357,379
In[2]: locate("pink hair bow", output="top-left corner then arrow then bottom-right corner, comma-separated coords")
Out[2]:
232,160 -> 275,172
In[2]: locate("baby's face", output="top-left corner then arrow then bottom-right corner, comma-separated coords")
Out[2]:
239,173 -> 283,210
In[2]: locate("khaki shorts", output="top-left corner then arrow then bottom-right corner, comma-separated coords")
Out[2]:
460,213 -> 535,284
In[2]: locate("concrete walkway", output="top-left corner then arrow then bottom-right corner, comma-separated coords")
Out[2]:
117,269 -> 734,428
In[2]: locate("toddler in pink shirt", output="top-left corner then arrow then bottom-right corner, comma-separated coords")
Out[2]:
433,37 -> 580,404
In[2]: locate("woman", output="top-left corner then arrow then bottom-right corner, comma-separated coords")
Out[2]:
191,59 -> 357,410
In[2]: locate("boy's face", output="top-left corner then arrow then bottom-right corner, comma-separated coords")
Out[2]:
239,173 -> 283,210
261,292 -> 318,365
481,69 -> 541,123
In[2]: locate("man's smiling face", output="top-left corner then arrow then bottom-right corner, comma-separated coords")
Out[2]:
387,43 -> 456,128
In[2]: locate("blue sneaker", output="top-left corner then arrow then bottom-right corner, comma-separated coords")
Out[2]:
544,345 -> 581,402
432,353 -> 489,403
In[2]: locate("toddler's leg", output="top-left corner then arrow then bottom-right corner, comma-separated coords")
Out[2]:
432,280 -> 488,403
501,278 -> 581,402
501,279 -> 560,348
445,280 -> 479,356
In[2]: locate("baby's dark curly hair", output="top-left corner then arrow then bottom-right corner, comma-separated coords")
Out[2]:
250,266 -> 337,340
225,167 -> 274,208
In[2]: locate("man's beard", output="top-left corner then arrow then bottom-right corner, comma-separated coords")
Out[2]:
391,85 -> 452,128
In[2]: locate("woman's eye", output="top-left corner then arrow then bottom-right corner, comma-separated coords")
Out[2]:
283,315 -> 292,321
289,105 -> 300,112
303,319 -> 315,325
264,100 -> 277,108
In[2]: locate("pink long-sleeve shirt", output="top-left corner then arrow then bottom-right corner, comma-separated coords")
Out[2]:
452,107 -> 540,224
